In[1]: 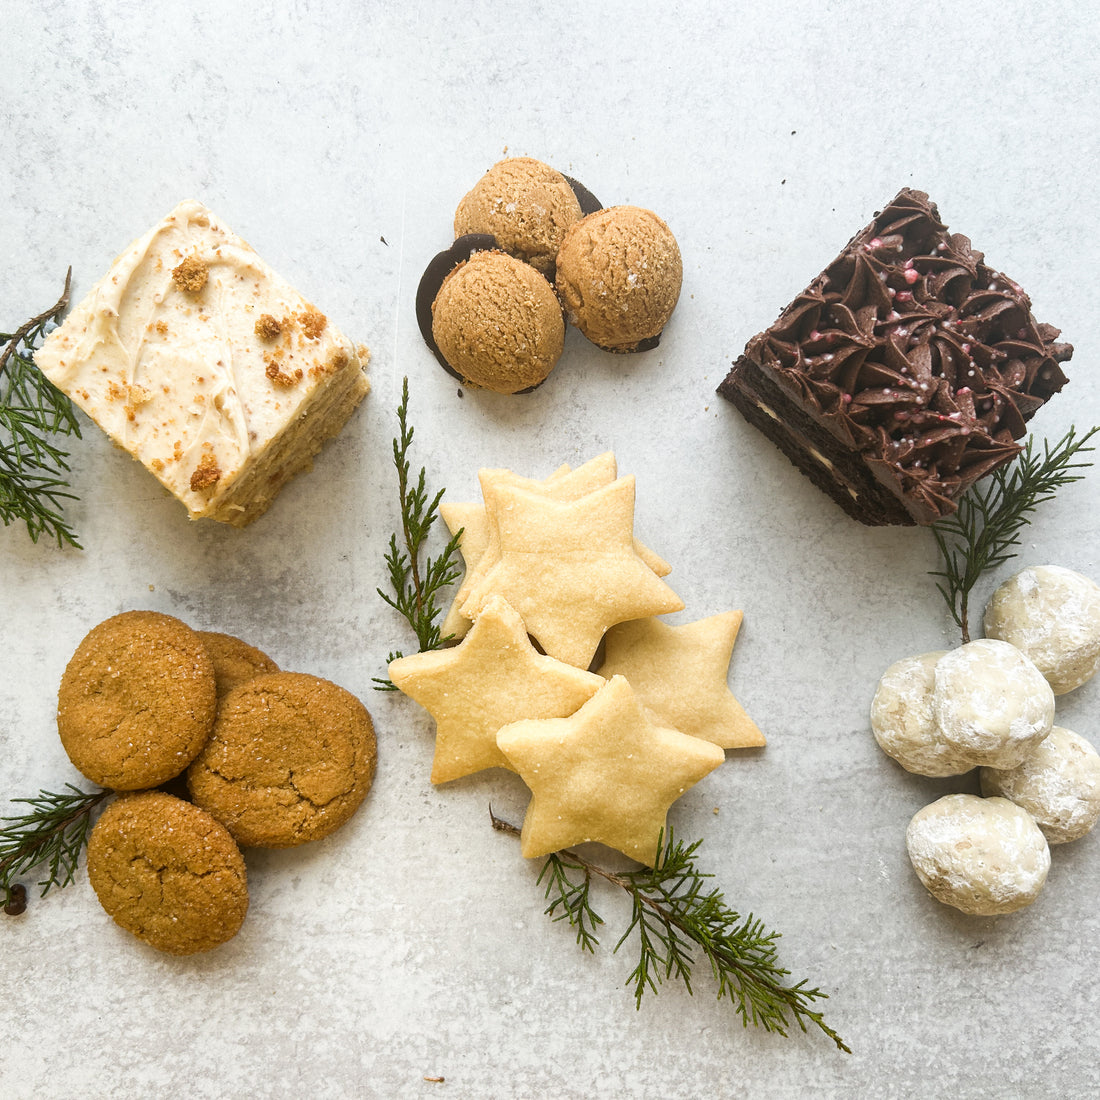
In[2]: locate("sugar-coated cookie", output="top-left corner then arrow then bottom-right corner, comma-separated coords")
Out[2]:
197,630 -> 280,697
906,793 -> 1050,916
983,565 -> 1100,695
870,651 -> 971,777
187,672 -> 376,848
980,726 -> 1100,844
57,611 -> 217,790
87,791 -> 248,955
931,639 -> 1054,769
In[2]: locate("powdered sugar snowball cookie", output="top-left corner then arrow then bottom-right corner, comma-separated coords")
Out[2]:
870,651 -> 972,776
980,726 -> 1100,844
983,565 -> 1100,695
906,794 -> 1050,915
932,638 -> 1054,769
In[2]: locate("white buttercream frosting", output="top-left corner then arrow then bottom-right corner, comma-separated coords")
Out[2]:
35,199 -> 367,523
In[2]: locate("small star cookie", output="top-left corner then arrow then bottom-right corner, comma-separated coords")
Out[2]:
388,596 -> 604,784
497,675 -> 725,864
460,476 -> 684,668
440,453 -> 670,640
598,612 -> 765,750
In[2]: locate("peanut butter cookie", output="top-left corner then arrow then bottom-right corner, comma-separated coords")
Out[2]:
57,611 -> 217,790
197,631 -> 280,697
87,791 -> 248,955
186,672 -> 376,848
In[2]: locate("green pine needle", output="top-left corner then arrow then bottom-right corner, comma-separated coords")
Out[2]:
1,784 -> 110,911
373,377 -> 463,689
930,426 -> 1098,642
0,270 -> 83,548
494,813 -> 850,1052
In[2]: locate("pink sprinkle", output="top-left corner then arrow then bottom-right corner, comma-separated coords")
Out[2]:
961,343 -> 971,353
958,386 -> 972,394
896,290 -> 913,302
866,237 -> 883,249
841,393 -> 852,404
809,329 -> 821,340
904,268 -> 920,285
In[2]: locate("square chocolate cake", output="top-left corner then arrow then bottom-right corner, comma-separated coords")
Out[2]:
718,189 -> 1072,525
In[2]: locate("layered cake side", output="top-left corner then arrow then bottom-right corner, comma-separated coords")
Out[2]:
35,200 -> 370,527
718,189 -> 1072,525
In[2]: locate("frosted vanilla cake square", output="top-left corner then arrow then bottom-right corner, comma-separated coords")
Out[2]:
35,200 -> 370,527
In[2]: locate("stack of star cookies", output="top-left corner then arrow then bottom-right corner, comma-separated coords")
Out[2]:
389,453 -> 763,866
56,611 -> 377,954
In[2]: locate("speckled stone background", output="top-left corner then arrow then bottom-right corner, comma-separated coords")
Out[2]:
3,3 -> 1099,1097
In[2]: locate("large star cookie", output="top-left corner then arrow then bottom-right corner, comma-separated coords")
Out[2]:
460,476 -> 684,669
497,675 -> 725,864
440,453 -> 670,640
598,612 -> 765,750
388,596 -> 603,784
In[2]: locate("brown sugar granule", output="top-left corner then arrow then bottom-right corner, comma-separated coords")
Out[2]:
299,308 -> 328,339
172,256 -> 209,295
254,313 -> 282,340
190,453 -> 222,492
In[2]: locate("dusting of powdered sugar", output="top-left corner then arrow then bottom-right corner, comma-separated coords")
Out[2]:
981,726 -> 1100,844
870,651 -> 971,776
906,794 -> 1050,915
984,565 -> 1100,695
932,638 -> 1054,768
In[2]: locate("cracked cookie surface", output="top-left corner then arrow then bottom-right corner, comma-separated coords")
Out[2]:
186,672 -> 376,848
86,791 -> 248,955
197,630 -> 280,698
57,611 -> 218,790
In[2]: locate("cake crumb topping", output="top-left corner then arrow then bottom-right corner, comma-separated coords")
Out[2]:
265,353 -> 303,388
299,308 -> 328,339
190,453 -> 222,492
254,313 -> 282,340
172,256 -> 209,295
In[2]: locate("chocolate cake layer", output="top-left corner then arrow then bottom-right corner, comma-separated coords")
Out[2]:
718,189 -> 1072,525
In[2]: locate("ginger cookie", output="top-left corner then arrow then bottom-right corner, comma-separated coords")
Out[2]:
57,610 -> 217,790
186,672 -> 377,848
197,631 -> 280,697
87,791 -> 248,955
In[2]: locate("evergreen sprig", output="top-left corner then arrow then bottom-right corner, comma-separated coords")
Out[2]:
374,377 -> 463,689
1,783 -> 110,913
0,270 -> 82,548
494,813 -> 849,1052
930,426 -> 1098,641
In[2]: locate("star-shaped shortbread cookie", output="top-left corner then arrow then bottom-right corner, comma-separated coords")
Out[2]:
497,675 -> 725,864
460,476 -> 684,669
598,612 -> 765,750
388,596 -> 603,784
439,454 -> 670,640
